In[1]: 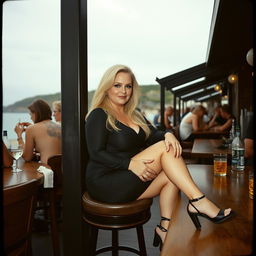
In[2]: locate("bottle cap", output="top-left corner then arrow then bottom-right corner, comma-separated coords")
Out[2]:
3,130 -> 7,136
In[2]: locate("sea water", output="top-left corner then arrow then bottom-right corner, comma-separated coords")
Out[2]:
2,112 -> 32,139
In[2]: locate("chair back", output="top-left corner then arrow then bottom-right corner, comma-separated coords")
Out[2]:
48,154 -> 62,189
4,179 -> 39,256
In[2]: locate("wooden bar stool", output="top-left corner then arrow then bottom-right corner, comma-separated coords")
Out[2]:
82,192 -> 152,256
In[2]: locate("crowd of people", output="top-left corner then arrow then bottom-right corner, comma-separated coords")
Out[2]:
152,103 -> 253,164
153,104 -> 235,139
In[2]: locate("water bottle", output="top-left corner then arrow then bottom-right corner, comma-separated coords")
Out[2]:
231,126 -> 245,171
3,130 -> 10,150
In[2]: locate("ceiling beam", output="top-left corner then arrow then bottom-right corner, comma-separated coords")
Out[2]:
172,75 -> 227,97
181,88 -> 218,101
195,93 -> 222,102
156,63 -> 206,88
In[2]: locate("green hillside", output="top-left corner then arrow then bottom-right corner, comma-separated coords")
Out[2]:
3,92 -> 61,113
3,85 -> 173,113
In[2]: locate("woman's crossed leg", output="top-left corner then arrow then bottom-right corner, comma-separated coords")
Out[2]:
132,141 -> 232,244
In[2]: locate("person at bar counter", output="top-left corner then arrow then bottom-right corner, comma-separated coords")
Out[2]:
181,106 -> 191,120
153,109 -> 161,129
212,104 -> 234,132
208,105 -> 226,129
14,99 -> 61,164
52,100 -> 62,123
85,64 -> 234,251
178,105 -> 208,141
244,116 -> 253,165
164,106 -> 174,130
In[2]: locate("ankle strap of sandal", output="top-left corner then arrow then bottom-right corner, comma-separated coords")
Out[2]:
157,216 -> 171,233
161,216 -> 171,222
189,195 -> 205,203
157,224 -> 168,232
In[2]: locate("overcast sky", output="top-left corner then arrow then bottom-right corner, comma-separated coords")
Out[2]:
3,0 -> 214,106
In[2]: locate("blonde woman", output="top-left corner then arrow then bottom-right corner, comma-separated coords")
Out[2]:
85,65 -> 234,251
179,105 -> 208,141
52,100 -> 62,123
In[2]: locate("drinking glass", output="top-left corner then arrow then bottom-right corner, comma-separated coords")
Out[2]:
213,153 -> 228,176
11,147 -> 23,172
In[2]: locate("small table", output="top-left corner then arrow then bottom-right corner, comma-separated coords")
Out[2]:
191,139 -> 231,159
3,158 -> 45,189
161,164 -> 253,256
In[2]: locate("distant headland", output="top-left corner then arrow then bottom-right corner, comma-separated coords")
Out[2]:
3,85 -> 173,113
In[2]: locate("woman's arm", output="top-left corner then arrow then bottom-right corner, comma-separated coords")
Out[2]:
191,115 -> 200,131
86,108 -> 131,170
145,119 -> 167,145
20,126 -> 36,161
208,113 -> 218,128
14,123 -> 25,149
214,119 -> 232,132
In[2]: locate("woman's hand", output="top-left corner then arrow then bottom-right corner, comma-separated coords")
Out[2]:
164,132 -> 182,158
128,159 -> 158,182
20,122 -> 32,128
14,123 -> 25,137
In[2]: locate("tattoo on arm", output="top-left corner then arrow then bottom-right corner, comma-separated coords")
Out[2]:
46,122 -> 61,138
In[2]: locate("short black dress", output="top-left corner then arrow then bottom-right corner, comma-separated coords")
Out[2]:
85,108 -> 166,203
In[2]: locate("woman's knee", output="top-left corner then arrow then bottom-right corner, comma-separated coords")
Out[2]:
154,140 -> 175,157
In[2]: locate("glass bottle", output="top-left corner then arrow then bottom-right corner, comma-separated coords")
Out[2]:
3,130 -> 10,150
231,126 -> 245,171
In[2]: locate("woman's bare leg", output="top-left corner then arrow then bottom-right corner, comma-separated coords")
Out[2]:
137,171 -> 179,242
134,141 -> 231,217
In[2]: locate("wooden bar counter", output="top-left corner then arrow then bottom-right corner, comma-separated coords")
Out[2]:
192,139 -> 231,159
161,164 -> 253,256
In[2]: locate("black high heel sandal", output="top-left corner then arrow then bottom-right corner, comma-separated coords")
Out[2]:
153,216 -> 170,251
187,195 -> 235,230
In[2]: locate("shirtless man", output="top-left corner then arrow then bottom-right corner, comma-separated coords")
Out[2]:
14,99 -> 61,164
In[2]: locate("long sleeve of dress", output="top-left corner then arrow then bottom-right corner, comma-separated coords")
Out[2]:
85,108 -> 131,170
145,119 -> 170,146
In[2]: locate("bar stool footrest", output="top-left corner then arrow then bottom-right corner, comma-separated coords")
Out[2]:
96,245 -> 140,255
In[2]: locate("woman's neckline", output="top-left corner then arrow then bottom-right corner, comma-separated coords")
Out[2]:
117,120 -> 141,135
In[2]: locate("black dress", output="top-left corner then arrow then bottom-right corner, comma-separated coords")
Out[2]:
85,108 -> 166,203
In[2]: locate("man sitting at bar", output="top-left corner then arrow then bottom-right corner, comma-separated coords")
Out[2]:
213,104 -> 234,132
208,105 -> 226,128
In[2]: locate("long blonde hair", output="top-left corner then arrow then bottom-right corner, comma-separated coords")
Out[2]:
86,64 -> 151,138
